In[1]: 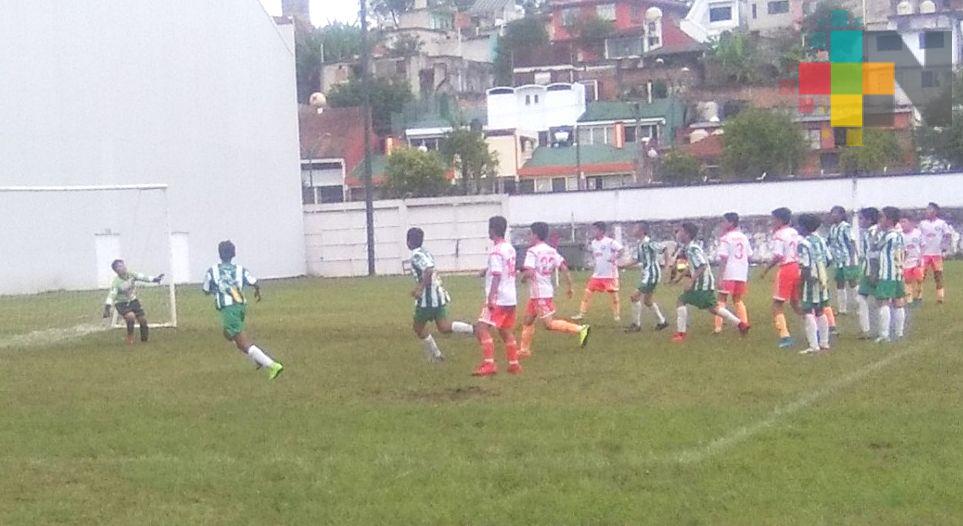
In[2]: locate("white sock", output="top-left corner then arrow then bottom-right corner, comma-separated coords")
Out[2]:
817,313 -> 830,348
894,307 -> 906,339
878,304 -> 891,340
632,301 -> 643,326
849,286 -> 859,310
857,295 -> 871,333
421,334 -> 442,360
676,305 -> 688,333
650,303 -> 666,324
451,321 -> 474,335
805,313 -> 819,350
247,345 -> 276,369
717,306 -> 741,326
837,288 -> 848,313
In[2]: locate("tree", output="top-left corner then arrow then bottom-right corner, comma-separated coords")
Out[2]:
318,23 -> 362,64
440,128 -> 500,194
839,129 -> 902,174
704,31 -> 766,86
722,108 -> 806,178
326,77 -> 414,136
371,0 -> 414,26
294,23 -> 362,103
801,1 -> 861,52
388,33 -> 424,57
493,16 -> 549,85
383,148 -> 450,198
659,151 -> 702,185
572,15 -> 614,55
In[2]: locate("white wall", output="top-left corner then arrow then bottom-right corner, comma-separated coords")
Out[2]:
304,173 -> 963,277
0,0 -> 305,294
486,84 -> 585,132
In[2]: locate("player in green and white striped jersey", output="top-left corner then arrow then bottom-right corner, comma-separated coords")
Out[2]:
875,207 -> 907,343
671,223 -> 749,343
619,222 -> 668,332
102,259 -> 164,345
202,240 -> 283,380
407,228 -> 474,363
796,214 -> 832,354
856,207 -> 882,338
828,206 -> 859,314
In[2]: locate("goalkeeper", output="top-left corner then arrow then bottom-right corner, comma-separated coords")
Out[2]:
103,259 -> 164,345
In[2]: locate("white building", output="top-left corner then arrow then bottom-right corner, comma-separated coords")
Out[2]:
681,0 -> 746,42
486,83 -> 587,137
0,0 -> 305,294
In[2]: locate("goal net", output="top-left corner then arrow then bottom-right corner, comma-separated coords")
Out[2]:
0,185 -> 177,348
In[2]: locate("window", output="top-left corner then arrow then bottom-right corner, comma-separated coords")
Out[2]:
922,70 -> 940,88
588,177 -> 604,190
596,3 -> 617,21
833,127 -> 847,147
807,129 -> 821,150
709,4 -> 733,22
752,3 -> 757,18
561,8 -> 579,27
534,94 -> 540,104
920,32 -> 945,49
820,152 -> 839,173
525,94 -> 531,105
534,71 -> 551,84
551,177 -> 567,192
302,186 -> 316,205
318,186 -> 344,203
646,21 -> 662,50
767,0 -> 789,14
625,126 -> 637,143
519,179 -> 535,194
606,36 -> 643,58
431,13 -> 453,30
876,33 -> 902,51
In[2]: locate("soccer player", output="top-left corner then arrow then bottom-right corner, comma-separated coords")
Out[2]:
856,207 -> 882,339
574,221 -> 624,322
519,222 -> 591,358
406,227 -> 475,363
875,207 -> 907,342
202,240 -> 284,380
671,223 -> 750,343
620,222 -> 669,332
102,259 -> 164,345
919,202 -> 956,303
901,215 -> 924,305
760,207 -> 801,349
796,214 -> 832,355
473,216 -> 521,377
827,205 -> 860,315
714,212 -> 753,333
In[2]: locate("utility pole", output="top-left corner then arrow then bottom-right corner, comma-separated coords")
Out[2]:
360,0 -> 376,275
575,124 -> 583,190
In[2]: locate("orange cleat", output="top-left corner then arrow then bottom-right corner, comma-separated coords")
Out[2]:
472,361 -> 497,377
671,332 -> 686,343
507,362 -> 523,375
737,322 -> 751,337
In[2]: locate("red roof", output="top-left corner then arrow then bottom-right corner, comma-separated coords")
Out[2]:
678,134 -> 724,160
298,106 -> 375,176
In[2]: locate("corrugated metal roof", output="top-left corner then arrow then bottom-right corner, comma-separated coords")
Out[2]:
468,0 -> 516,14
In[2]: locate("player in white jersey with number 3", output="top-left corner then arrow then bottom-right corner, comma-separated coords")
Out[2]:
919,202 -> 956,303
575,221 -> 624,322
714,212 -> 753,333
473,216 -> 521,377
519,222 -> 592,359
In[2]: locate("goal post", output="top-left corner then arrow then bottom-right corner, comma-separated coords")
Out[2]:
0,184 -> 178,340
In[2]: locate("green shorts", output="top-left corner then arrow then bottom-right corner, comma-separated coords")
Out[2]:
801,300 -> 830,312
858,276 -> 876,296
219,304 -> 247,338
414,304 -> 449,324
637,277 -> 659,295
874,280 -> 906,300
835,265 -> 860,282
680,289 -> 717,310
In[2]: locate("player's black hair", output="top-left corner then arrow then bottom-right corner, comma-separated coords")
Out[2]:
637,221 -> 650,234
681,222 -> 698,240
592,221 -> 606,232
859,207 -> 880,223
928,202 -> 941,212
882,206 -> 901,224
489,216 -> 508,238
798,213 -> 821,235
723,212 -> 739,226
830,205 -> 847,217
771,207 -> 792,225
406,227 -> 424,248
111,259 -> 124,271
531,222 -> 549,241
218,240 -> 236,261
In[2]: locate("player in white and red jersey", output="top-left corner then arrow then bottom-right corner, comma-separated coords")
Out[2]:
901,215 -> 924,305
574,221 -> 624,322
518,222 -> 592,359
714,212 -> 753,333
760,207 -> 802,349
473,216 -> 521,376
919,202 -> 956,303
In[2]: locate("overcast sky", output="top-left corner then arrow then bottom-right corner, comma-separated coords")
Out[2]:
259,0 -> 360,26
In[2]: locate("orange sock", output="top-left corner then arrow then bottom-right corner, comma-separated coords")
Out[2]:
547,319 -> 581,334
505,335 -> 519,363
714,301 -> 727,331
520,324 -> 536,353
824,307 -> 836,328
579,289 -> 592,315
735,301 -> 749,324
774,313 -> 790,338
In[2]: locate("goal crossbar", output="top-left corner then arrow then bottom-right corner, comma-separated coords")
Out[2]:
0,184 -> 168,193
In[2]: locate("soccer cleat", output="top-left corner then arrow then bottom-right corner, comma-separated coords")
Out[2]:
472,361 -> 497,377
613,316 -> 621,323
507,362 -> 522,375
737,322 -> 751,337
267,362 -> 284,380
799,348 -> 819,355
712,328 -> 722,335
857,333 -> 874,340
579,325 -> 592,349
875,337 -> 892,344
830,326 -> 840,337
624,324 -> 641,333
655,321 -> 669,331
671,332 -> 686,343
571,313 -> 584,321
820,345 -> 832,352
517,349 -> 532,360
429,354 -> 446,364
778,337 -> 794,349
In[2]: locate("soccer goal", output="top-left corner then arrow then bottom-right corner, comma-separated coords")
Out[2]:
0,184 -> 178,346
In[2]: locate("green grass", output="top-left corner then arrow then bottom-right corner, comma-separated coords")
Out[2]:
1,265 -> 962,525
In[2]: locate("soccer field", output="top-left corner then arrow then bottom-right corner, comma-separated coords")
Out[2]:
2,265 -> 962,525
